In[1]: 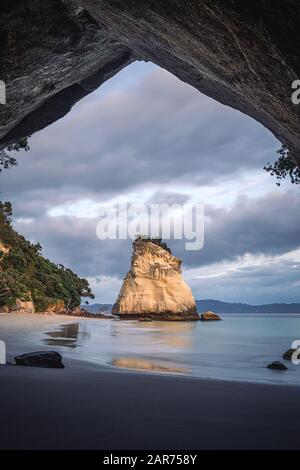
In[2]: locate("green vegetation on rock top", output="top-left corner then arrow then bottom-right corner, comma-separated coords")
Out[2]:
135,235 -> 172,254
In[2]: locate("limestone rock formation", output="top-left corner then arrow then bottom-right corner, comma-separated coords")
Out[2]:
112,238 -> 199,320
0,2 -> 300,165
15,298 -> 35,314
45,299 -> 65,314
200,311 -> 222,321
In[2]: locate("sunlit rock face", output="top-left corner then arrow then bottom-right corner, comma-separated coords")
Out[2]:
112,239 -> 199,321
15,299 -> 35,314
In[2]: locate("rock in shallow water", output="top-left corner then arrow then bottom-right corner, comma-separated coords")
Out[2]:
112,238 -> 199,321
15,351 -> 65,368
267,361 -> 288,371
200,311 -> 222,321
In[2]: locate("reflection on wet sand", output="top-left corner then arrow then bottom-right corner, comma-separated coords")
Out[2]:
42,319 -> 194,374
45,338 -> 77,348
112,357 -> 188,374
44,322 -> 90,348
111,320 -> 195,349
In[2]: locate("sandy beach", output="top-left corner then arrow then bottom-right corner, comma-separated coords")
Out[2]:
0,313 -> 300,450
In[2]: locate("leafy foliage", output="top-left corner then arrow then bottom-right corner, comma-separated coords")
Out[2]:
0,137 -> 30,173
0,202 -> 94,311
264,145 -> 300,186
136,235 -> 172,254
0,201 -> 12,226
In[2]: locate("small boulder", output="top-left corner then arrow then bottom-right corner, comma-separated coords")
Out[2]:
200,311 -> 222,321
0,305 -> 10,313
283,348 -> 297,361
15,351 -> 65,368
267,361 -> 288,370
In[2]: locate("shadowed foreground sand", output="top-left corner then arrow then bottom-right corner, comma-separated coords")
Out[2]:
1,313 -> 300,450
1,359 -> 300,450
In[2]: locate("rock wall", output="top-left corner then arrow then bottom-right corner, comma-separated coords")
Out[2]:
0,1 -> 134,144
0,298 -> 35,314
0,1 -> 299,165
15,298 -> 35,314
0,240 -> 10,255
45,299 -> 65,314
112,239 -> 199,320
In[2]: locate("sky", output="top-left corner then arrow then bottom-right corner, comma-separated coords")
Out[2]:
1,61 -> 300,305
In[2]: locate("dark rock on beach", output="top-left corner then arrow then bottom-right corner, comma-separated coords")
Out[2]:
15,351 -> 65,368
200,311 -> 222,321
55,307 -> 113,319
267,361 -> 288,371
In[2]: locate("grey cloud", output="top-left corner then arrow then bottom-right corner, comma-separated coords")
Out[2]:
188,259 -> 300,304
1,65 -> 278,215
14,215 -> 133,279
168,190 -> 300,268
146,191 -> 190,205
14,190 -> 300,292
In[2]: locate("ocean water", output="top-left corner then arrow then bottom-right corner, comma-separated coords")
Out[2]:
43,314 -> 300,385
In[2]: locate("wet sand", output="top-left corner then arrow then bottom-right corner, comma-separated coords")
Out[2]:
0,313 -> 300,449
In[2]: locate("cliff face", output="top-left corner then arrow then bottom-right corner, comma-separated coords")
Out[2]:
15,298 -> 35,314
0,1 -> 300,165
112,239 -> 199,320
0,240 -> 10,255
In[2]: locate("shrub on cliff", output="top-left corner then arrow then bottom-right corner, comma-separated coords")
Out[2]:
136,235 -> 172,254
264,144 -> 300,186
0,137 -> 30,173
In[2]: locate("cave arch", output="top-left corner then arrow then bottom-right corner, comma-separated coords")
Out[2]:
0,1 -> 299,165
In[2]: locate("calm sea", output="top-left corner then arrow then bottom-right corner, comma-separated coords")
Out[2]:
43,314 -> 300,385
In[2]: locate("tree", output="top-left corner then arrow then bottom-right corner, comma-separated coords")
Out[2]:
264,145 -> 300,186
0,201 -> 12,226
0,151 -> 17,172
0,137 -> 30,173
0,201 -> 94,310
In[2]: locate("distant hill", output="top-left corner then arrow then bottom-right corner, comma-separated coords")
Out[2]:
84,300 -> 300,315
82,303 -> 113,314
196,299 -> 300,314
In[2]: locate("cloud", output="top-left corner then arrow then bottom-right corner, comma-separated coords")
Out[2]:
1,63 -> 278,212
13,189 -> 300,303
175,190 -> 300,268
184,251 -> 300,304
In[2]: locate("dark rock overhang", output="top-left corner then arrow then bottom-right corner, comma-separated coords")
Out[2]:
0,0 -> 299,165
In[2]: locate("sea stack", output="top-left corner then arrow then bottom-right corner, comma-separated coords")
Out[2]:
112,237 -> 199,321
